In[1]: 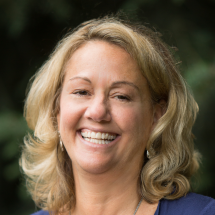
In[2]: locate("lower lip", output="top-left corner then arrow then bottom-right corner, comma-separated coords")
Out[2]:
77,131 -> 120,149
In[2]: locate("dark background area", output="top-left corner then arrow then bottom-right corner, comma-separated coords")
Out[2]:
0,0 -> 215,214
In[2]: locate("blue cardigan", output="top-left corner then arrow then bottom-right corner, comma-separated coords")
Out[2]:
31,192 -> 215,215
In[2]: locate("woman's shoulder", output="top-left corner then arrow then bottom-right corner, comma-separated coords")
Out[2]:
30,210 -> 49,215
157,192 -> 215,215
31,193 -> 215,215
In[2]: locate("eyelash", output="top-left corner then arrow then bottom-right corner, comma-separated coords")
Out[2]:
73,90 -> 90,97
114,95 -> 131,102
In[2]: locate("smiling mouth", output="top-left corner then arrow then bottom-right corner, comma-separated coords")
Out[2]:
80,130 -> 117,144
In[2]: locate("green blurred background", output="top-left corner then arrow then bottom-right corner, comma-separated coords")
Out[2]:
0,0 -> 215,214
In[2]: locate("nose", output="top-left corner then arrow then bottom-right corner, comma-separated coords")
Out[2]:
84,95 -> 111,122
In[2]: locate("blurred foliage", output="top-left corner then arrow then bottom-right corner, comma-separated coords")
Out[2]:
0,0 -> 215,214
0,112 -> 34,215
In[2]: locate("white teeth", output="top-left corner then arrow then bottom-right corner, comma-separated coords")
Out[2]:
96,132 -> 102,139
81,130 -> 117,144
91,132 -> 96,138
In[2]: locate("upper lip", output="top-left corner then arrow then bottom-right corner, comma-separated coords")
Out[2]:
78,127 -> 120,135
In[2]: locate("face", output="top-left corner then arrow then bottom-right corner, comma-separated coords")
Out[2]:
57,40 -> 161,175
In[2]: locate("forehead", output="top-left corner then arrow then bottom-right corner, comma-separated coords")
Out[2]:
64,40 -> 148,88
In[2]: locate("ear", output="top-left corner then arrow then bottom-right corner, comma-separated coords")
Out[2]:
57,112 -> 61,132
152,99 -> 166,128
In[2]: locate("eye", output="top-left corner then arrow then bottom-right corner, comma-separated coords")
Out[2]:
115,95 -> 130,101
73,90 -> 90,97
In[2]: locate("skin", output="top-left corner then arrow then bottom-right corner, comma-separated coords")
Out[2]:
57,40 -> 163,215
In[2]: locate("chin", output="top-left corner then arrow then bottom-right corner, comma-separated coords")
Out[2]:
74,155 -> 116,175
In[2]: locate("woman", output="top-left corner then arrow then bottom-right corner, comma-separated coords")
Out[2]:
20,16 -> 215,215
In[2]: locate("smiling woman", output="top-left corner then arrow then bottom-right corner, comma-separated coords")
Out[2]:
57,40 -> 157,177
20,16 -> 215,215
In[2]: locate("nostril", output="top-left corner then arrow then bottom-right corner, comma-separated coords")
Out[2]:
84,100 -> 111,122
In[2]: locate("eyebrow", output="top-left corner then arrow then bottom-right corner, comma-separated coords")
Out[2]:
69,76 -> 91,83
111,81 -> 140,92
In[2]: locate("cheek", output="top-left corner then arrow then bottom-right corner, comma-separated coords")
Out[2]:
113,105 -> 153,139
58,100 -> 85,132
113,105 -> 147,129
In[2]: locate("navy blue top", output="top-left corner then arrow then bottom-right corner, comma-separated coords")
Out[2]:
31,192 -> 215,215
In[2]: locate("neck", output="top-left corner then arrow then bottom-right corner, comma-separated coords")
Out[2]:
71,164 -> 142,215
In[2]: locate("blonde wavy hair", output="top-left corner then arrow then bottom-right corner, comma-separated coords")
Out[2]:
20,16 -> 200,213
